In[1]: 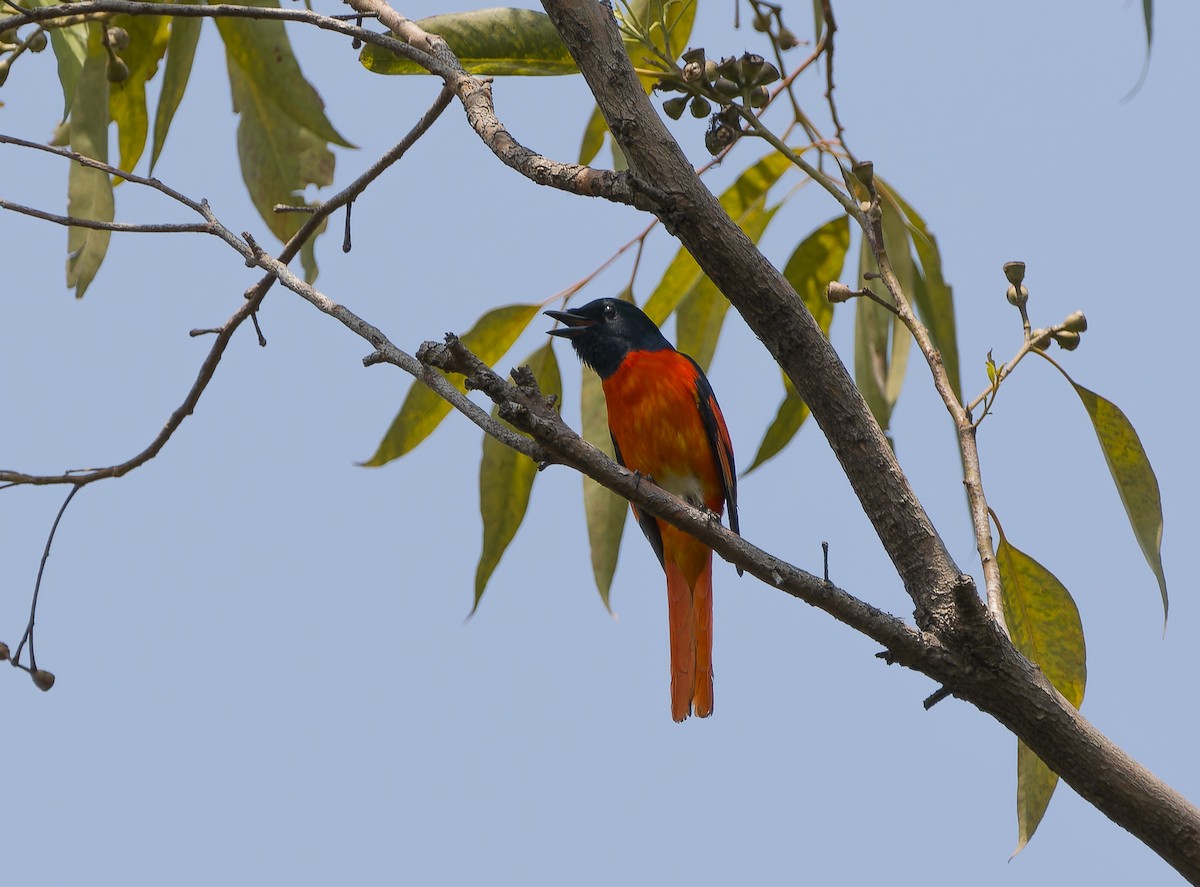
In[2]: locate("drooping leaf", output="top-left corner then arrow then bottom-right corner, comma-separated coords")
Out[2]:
26,0 -> 87,115
226,59 -> 334,243
65,24 -> 113,299
363,303 -> 541,466
150,17 -> 202,173
578,105 -> 607,166
215,0 -> 350,249
576,287 -> 636,609
676,201 -> 778,370
994,518 -> 1086,856
643,152 -> 793,325
360,8 -> 577,76
853,222 -> 910,436
581,358 -> 626,609
1067,376 -> 1168,622
746,215 -> 849,473
212,0 -> 351,147
878,179 -> 961,400
108,13 -> 171,175
474,344 -> 561,610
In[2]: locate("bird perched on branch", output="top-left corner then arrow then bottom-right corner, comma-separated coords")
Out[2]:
546,298 -> 740,721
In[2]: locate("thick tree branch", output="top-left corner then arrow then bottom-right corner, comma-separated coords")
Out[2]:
536,0 -> 1200,879
540,0 -> 958,634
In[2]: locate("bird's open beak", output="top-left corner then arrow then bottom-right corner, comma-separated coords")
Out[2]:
544,309 -> 593,339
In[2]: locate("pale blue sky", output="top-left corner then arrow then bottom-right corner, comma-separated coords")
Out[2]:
1,3 -> 1196,885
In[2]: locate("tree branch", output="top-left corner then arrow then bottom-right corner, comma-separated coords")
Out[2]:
536,0 -> 1200,879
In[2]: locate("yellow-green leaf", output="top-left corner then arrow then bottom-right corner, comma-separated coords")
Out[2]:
1072,379 -> 1168,622
108,13 -> 171,175
150,17 -> 202,173
474,344 -> 562,610
26,0 -> 87,115
746,215 -> 849,473
644,152 -> 793,325
216,0 -> 350,250
581,359 -> 626,609
879,178 -> 961,400
579,105 -> 607,166
212,0 -> 351,147
854,223 -> 910,434
226,58 -> 333,243
620,0 -> 697,87
995,519 -> 1086,856
363,303 -> 541,466
360,8 -> 578,76
677,201 -> 778,370
66,24 -> 113,299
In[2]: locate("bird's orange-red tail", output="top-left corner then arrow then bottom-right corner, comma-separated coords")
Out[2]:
666,556 -> 714,721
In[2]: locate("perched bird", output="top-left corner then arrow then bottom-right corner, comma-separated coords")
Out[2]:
546,298 -> 739,721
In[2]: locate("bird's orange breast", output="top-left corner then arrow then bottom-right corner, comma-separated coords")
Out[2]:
602,349 -> 726,583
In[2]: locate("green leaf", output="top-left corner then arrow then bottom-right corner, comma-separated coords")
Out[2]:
474,344 -> 562,611
994,519 -> 1086,856
212,0 -> 351,147
746,215 -> 849,473
66,24 -> 114,299
26,0 -> 87,115
1070,378 -> 1169,622
215,0 -> 351,250
643,152 -> 793,325
878,179 -> 961,400
620,0 -> 696,86
578,105 -> 607,166
581,358 -> 626,609
108,13 -> 171,175
360,8 -> 578,76
150,17 -> 202,173
853,224 -> 910,435
363,303 -> 541,466
676,201 -> 778,370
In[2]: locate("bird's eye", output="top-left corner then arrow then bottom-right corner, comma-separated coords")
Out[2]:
602,303 -> 616,320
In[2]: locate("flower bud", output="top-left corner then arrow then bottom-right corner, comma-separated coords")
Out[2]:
32,669 -> 55,691
690,96 -> 712,118
662,96 -> 688,120
827,281 -> 854,303
1053,330 -> 1081,351
748,86 -> 769,108
713,77 -> 740,99
852,160 -> 875,190
1005,283 -> 1028,307
0,641 -> 9,661
106,26 -> 130,51
28,30 -> 47,52
1061,310 -> 1087,333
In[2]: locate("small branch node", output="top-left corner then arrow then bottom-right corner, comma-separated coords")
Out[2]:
923,686 -> 952,710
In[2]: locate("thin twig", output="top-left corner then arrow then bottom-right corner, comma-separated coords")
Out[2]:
11,485 -> 81,671
0,198 -> 213,234
0,89 -> 457,488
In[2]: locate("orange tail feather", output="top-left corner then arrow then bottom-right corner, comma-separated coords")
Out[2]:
665,556 -> 715,721
665,560 -> 696,722
692,557 -> 714,718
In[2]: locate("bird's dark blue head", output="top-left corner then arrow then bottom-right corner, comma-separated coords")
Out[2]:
545,298 -> 673,378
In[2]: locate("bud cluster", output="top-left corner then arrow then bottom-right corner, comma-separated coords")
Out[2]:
0,21 -> 49,87
658,49 -> 782,155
